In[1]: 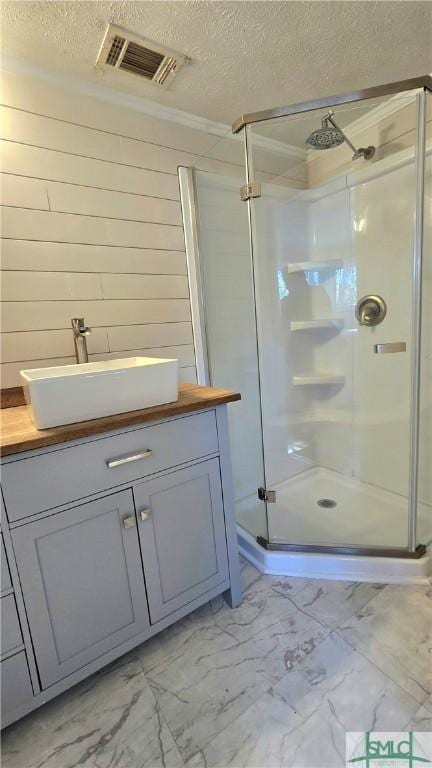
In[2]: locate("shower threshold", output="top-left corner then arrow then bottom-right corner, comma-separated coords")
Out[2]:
256,539 -> 426,558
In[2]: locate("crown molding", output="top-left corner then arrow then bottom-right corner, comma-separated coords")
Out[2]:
0,55 -> 232,137
1,56 -> 305,162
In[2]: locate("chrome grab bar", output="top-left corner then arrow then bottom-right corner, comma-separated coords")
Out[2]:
374,342 -> 406,354
106,449 -> 152,468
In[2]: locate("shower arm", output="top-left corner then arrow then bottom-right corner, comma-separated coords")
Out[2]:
325,113 -> 358,155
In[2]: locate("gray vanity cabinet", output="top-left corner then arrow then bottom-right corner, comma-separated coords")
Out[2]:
1,401 -> 241,727
135,458 -> 229,623
11,489 -> 151,688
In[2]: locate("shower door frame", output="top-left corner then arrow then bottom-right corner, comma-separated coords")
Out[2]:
179,76 -> 431,559
232,75 -> 432,133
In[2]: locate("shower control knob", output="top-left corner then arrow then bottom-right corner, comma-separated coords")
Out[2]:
355,295 -> 387,327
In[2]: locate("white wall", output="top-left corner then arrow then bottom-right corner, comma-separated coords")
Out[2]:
0,69 -> 236,387
0,66 -> 303,389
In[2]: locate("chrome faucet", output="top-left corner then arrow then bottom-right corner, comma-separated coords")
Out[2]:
71,318 -> 91,363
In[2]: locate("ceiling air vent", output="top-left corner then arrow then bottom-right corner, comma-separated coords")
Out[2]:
106,35 -> 125,67
96,24 -> 187,88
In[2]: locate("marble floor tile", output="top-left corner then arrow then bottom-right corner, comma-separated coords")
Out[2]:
3,561 -> 430,768
270,574 -> 326,600
236,562 -> 385,633
239,557 -> 265,593
209,570 -> 326,642
137,558 -> 330,761
408,702 -> 432,731
137,599 -> 218,676
288,579 -> 385,629
186,632 -> 421,768
2,652 -> 185,768
238,559 -> 313,599
141,616 -> 275,762
137,557 -> 265,676
208,563 -> 330,683
406,694 -> 432,730
338,584 -> 432,704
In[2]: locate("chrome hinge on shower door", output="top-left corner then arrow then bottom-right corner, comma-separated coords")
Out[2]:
240,181 -> 261,201
258,487 -> 276,503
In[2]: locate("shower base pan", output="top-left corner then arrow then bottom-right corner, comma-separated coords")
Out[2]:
238,526 -> 431,584
237,467 -> 432,584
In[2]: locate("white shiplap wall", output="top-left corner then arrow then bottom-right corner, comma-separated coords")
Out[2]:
0,69 -> 228,387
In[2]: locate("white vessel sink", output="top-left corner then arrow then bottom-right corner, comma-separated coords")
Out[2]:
21,357 -> 179,430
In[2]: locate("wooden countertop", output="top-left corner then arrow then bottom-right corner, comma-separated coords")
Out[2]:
0,383 -> 241,457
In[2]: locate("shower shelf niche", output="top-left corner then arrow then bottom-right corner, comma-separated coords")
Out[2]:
292,374 -> 345,387
290,319 -> 345,331
286,259 -> 343,274
294,410 -> 351,424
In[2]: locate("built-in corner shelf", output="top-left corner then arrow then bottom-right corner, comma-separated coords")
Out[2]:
292,374 -> 345,387
290,319 -> 344,332
294,410 -> 352,425
286,259 -> 343,275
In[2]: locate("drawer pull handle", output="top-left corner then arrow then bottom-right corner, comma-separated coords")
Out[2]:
122,514 -> 136,529
140,508 -> 152,522
107,450 -> 152,469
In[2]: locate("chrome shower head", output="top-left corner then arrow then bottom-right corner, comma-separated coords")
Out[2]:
306,115 -> 345,150
306,111 -> 375,161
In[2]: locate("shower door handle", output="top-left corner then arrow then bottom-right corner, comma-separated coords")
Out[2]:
374,342 -> 406,354
355,295 -> 387,326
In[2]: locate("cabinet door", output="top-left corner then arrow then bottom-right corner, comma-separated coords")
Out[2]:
12,490 -> 150,688
135,459 -> 229,623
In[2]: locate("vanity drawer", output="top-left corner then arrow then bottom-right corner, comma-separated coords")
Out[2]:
2,410 -> 219,522
1,651 -> 33,723
1,594 -> 23,657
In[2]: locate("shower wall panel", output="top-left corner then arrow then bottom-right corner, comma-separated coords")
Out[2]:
351,161 -> 415,498
304,185 -> 354,477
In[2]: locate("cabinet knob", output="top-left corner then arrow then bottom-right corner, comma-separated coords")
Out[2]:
122,514 -> 136,529
140,509 -> 152,521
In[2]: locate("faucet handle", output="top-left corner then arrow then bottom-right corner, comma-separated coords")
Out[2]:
71,318 -> 91,336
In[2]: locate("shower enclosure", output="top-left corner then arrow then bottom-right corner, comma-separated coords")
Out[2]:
179,76 -> 432,566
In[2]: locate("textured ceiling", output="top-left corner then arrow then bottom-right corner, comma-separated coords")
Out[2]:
1,0 -> 431,125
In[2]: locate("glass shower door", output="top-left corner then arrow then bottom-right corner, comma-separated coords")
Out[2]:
245,91 -> 427,552
180,165 -> 268,542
